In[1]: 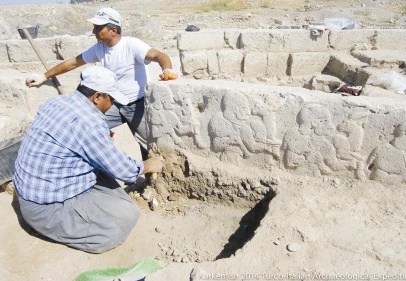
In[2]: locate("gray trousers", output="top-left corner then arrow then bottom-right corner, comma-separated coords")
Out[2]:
105,98 -> 149,160
18,173 -> 140,254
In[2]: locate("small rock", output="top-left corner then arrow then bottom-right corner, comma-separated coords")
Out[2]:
149,198 -> 159,211
251,180 -> 261,189
155,226 -> 163,233
155,182 -> 169,197
168,193 -> 179,201
190,192 -> 200,199
142,189 -> 154,201
287,243 -> 301,252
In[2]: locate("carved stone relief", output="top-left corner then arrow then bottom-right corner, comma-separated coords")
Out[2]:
147,84 -> 207,151
282,104 -> 366,177
367,123 -> 406,184
145,82 -> 406,185
207,91 -> 280,163
333,109 -> 370,180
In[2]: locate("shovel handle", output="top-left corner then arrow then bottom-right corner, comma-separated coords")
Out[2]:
20,28 -> 65,95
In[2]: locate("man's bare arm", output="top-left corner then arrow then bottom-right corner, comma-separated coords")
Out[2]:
27,55 -> 86,87
45,55 -> 86,79
145,48 -> 178,81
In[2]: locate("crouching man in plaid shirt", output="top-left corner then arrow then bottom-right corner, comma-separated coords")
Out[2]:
13,66 -> 163,253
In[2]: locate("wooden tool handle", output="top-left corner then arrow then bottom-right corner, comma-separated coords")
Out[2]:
20,28 -> 65,95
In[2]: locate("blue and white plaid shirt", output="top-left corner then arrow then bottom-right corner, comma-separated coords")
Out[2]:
14,91 -> 143,204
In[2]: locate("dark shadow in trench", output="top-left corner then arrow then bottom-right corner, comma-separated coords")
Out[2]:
215,189 -> 275,260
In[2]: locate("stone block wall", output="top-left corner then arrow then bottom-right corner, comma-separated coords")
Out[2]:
0,71 -> 59,143
0,34 -> 94,71
145,80 -> 406,188
0,34 -> 93,150
1,28 -> 406,188
177,29 -> 406,82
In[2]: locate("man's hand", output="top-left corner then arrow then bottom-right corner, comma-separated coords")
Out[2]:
26,73 -> 47,87
142,156 -> 164,175
159,69 -> 178,81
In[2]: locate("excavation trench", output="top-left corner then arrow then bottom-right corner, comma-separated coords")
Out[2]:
215,189 -> 274,260
127,151 -> 278,263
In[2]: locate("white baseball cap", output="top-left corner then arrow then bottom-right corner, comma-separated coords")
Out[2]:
87,7 -> 122,27
80,66 -> 129,105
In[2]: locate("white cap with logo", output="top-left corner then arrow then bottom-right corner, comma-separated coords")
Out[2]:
80,66 -> 129,105
87,7 -> 122,27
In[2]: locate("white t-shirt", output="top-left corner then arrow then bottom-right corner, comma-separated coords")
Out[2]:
82,37 -> 151,103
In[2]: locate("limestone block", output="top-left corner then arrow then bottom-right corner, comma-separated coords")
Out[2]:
207,50 -> 219,75
375,30 -> 406,50
0,70 -> 58,122
243,52 -> 267,77
351,50 -> 406,68
282,30 -> 329,52
309,74 -> 343,92
267,52 -> 289,77
224,29 -> 242,49
353,67 -> 374,86
0,60 -> 61,73
180,51 -> 208,75
289,52 -> 331,76
329,30 -> 376,51
326,52 -> 368,85
177,30 -> 225,51
240,29 -> 285,52
6,40 -> 37,62
240,29 -> 329,52
0,42 -> 8,62
0,79 -> 29,142
54,35 -> 95,60
5,35 -> 94,64
6,38 -> 60,63
217,50 -> 243,75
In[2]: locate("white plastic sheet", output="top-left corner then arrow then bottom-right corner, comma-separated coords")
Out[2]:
324,18 -> 357,30
369,70 -> 406,95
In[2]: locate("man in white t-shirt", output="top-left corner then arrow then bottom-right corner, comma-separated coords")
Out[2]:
26,7 -> 178,159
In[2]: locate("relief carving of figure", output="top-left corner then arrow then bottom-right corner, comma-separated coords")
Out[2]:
208,92 -> 277,163
176,96 -> 207,148
148,85 -> 205,150
332,110 -> 370,180
282,104 -> 356,176
251,98 -> 282,146
367,123 -> 406,184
